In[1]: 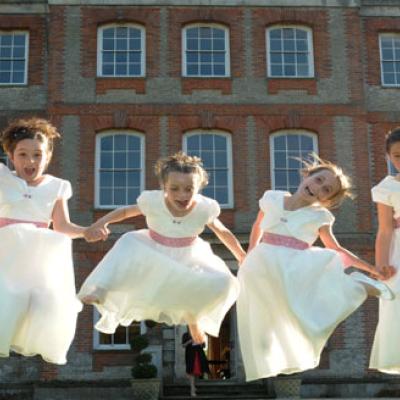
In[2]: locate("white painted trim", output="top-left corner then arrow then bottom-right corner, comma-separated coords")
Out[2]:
269,130 -> 318,191
182,23 -> 230,78
266,25 -> 314,79
95,130 -> 145,209
0,31 -> 29,86
183,129 -> 234,208
97,23 -> 146,78
379,33 -> 400,88
93,309 -> 147,350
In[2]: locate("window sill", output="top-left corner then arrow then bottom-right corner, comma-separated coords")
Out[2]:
96,77 -> 146,95
182,77 -> 232,95
267,78 -> 317,95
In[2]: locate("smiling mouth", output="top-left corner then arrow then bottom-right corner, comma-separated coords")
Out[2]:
176,200 -> 189,208
305,186 -> 314,196
24,168 -> 36,176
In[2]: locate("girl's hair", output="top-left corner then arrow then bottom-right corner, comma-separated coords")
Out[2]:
155,152 -> 209,188
0,117 -> 60,162
301,154 -> 353,209
385,127 -> 400,153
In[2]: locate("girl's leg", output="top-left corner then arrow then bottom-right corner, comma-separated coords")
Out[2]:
188,374 -> 196,397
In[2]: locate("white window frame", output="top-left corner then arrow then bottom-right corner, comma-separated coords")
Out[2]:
95,130 -> 145,209
379,33 -> 400,87
270,130 -> 318,192
183,130 -> 234,208
93,309 -> 147,350
97,23 -> 146,78
266,25 -> 314,78
182,23 -> 231,78
0,30 -> 29,86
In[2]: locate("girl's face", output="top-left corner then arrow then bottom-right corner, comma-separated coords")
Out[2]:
163,171 -> 201,216
297,169 -> 340,205
388,141 -> 400,172
9,138 -> 49,185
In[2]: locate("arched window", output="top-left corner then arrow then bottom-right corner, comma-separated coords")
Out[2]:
266,26 -> 314,78
97,24 -> 145,77
270,131 -> 318,193
379,33 -> 400,87
183,130 -> 233,208
182,24 -> 230,77
0,31 -> 29,85
95,131 -> 145,208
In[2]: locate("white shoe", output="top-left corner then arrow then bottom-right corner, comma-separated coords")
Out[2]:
350,271 -> 394,301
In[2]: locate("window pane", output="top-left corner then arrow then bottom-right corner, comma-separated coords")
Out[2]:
128,153 -> 141,168
114,189 -> 127,205
100,188 -> 113,205
187,135 -> 200,149
114,152 -> 127,168
100,171 -> 113,187
213,64 -> 225,75
101,152 -> 113,168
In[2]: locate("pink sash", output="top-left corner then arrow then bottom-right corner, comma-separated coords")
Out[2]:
261,232 -> 310,250
149,229 -> 197,247
0,217 -> 48,229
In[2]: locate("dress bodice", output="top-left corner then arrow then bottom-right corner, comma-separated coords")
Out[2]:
0,164 -> 72,223
259,190 -> 334,245
137,190 -> 220,237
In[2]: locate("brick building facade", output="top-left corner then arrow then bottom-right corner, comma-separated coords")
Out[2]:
0,0 -> 400,397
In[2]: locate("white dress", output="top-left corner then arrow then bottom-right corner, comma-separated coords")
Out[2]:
78,190 -> 240,337
370,176 -> 400,373
237,190 -> 367,381
0,164 -> 81,364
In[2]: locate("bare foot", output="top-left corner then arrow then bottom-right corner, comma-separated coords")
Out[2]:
80,294 -> 100,305
80,287 -> 106,305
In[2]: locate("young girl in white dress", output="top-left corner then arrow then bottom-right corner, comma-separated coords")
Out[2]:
237,156 -> 393,381
79,152 -> 245,344
369,127 -> 400,373
0,118 -> 104,364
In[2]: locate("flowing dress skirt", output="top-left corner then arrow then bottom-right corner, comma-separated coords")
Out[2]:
237,242 -> 367,381
78,230 -> 239,337
0,223 -> 81,364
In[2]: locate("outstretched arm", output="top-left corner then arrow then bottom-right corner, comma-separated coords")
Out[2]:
207,218 -> 246,264
319,224 -> 384,279
248,210 -> 264,253
84,204 -> 143,242
375,202 -> 396,279
51,198 -> 99,239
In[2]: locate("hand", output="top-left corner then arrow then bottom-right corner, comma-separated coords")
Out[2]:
84,224 -> 110,242
378,265 -> 397,280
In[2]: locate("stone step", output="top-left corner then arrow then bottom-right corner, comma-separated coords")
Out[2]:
163,382 -> 271,398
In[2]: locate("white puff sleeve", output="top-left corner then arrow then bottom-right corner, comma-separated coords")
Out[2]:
59,180 -> 72,200
206,198 -> 221,224
371,180 -> 393,207
137,190 -> 159,216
